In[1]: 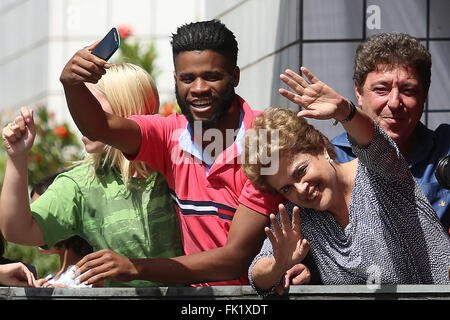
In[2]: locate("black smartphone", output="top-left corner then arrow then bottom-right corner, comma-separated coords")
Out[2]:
91,27 -> 121,61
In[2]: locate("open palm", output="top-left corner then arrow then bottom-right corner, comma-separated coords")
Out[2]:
266,205 -> 309,272
279,67 -> 345,120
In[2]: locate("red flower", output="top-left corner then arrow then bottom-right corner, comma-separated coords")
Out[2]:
161,102 -> 174,117
31,153 -> 42,163
117,25 -> 133,39
53,125 -> 70,140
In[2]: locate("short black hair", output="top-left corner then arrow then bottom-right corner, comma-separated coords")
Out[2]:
30,171 -> 63,198
54,235 -> 93,257
171,19 -> 238,67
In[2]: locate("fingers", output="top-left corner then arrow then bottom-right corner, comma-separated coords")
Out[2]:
300,66 -> 320,84
74,251 -> 104,283
70,54 -> 106,82
279,68 -> 311,95
87,40 -> 102,51
278,87 -> 303,106
297,109 -> 321,119
60,47 -> 108,86
278,67 -> 321,108
20,107 -> 35,136
270,212 -> 283,238
291,206 -> 303,239
2,107 -> 35,143
278,71 -> 309,107
11,263 -> 36,287
280,73 -> 305,96
275,283 -> 287,296
289,264 -> 311,285
267,204 -> 302,241
264,226 -> 276,244
25,268 -> 36,287
73,249 -> 117,285
279,204 -> 291,231
19,106 -> 33,124
285,69 -> 311,88
3,118 -> 24,142
35,278 -> 47,288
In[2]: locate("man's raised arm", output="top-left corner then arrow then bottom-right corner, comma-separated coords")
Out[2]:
74,204 -> 271,285
59,42 -> 141,157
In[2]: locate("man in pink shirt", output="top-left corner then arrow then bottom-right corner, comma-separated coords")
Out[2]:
58,20 -> 307,286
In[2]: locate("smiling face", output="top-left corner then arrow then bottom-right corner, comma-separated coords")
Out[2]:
174,50 -> 239,129
355,65 -> 427,151
266,149 -> 339,211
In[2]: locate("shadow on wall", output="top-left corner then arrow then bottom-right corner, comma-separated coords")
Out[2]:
270,0 -> 300,113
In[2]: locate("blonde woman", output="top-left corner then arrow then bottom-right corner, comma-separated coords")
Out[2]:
0,63 -> 183,287
242,67 -> 450,295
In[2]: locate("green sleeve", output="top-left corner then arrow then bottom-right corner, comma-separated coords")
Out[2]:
31,174 -> 83,249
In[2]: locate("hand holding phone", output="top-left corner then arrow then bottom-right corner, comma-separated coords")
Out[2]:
91,27 -> 121,61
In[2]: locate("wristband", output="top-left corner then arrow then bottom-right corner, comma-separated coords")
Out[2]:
333,100 -> 356,126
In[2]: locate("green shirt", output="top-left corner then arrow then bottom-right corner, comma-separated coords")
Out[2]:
31,162 -> 183,287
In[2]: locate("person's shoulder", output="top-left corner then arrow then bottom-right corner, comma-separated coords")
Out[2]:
237,95 -> 265,129
238,96 -> 261,116
58,163 -> 94,180
434,123 -> 450,136
131,112 -> 188,132
165,112 -> 188,126
431,123 -> 450,152
44,163 -> 97,193
330,132 -> 349,146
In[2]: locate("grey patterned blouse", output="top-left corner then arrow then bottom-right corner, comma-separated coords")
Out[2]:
249,123 -> 450,293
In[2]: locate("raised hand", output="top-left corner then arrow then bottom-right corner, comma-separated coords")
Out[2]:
2,107 -> 36,158
59,41 -> 109,87
279,67 -> 350,122
265,204 -> 310,273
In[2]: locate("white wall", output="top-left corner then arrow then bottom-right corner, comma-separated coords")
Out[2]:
0,0 -> 204,130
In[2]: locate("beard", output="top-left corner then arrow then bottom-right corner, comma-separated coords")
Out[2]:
175,77 -> 236,129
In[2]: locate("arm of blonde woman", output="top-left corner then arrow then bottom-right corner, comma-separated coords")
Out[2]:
0,263 -> 37,287
279,67 -> 374,148
251,205 -> 310,292
0,107 -> 46,246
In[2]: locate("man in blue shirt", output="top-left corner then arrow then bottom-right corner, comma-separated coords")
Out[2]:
331,33 -> 450,233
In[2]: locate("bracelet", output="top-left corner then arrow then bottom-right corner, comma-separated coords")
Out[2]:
333,100 -> 356,126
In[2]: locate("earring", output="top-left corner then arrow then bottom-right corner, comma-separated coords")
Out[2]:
325,152 -> 333,163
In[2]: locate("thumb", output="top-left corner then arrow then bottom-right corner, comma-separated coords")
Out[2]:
87,39 -> 102,52
26,109 -> 36,136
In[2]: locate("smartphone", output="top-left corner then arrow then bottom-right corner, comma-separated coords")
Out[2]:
91,27 -> 121,61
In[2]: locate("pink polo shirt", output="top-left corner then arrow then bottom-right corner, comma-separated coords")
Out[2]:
128,96 -> 284,285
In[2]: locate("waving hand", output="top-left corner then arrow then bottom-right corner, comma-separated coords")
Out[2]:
279,67 -> 351,122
